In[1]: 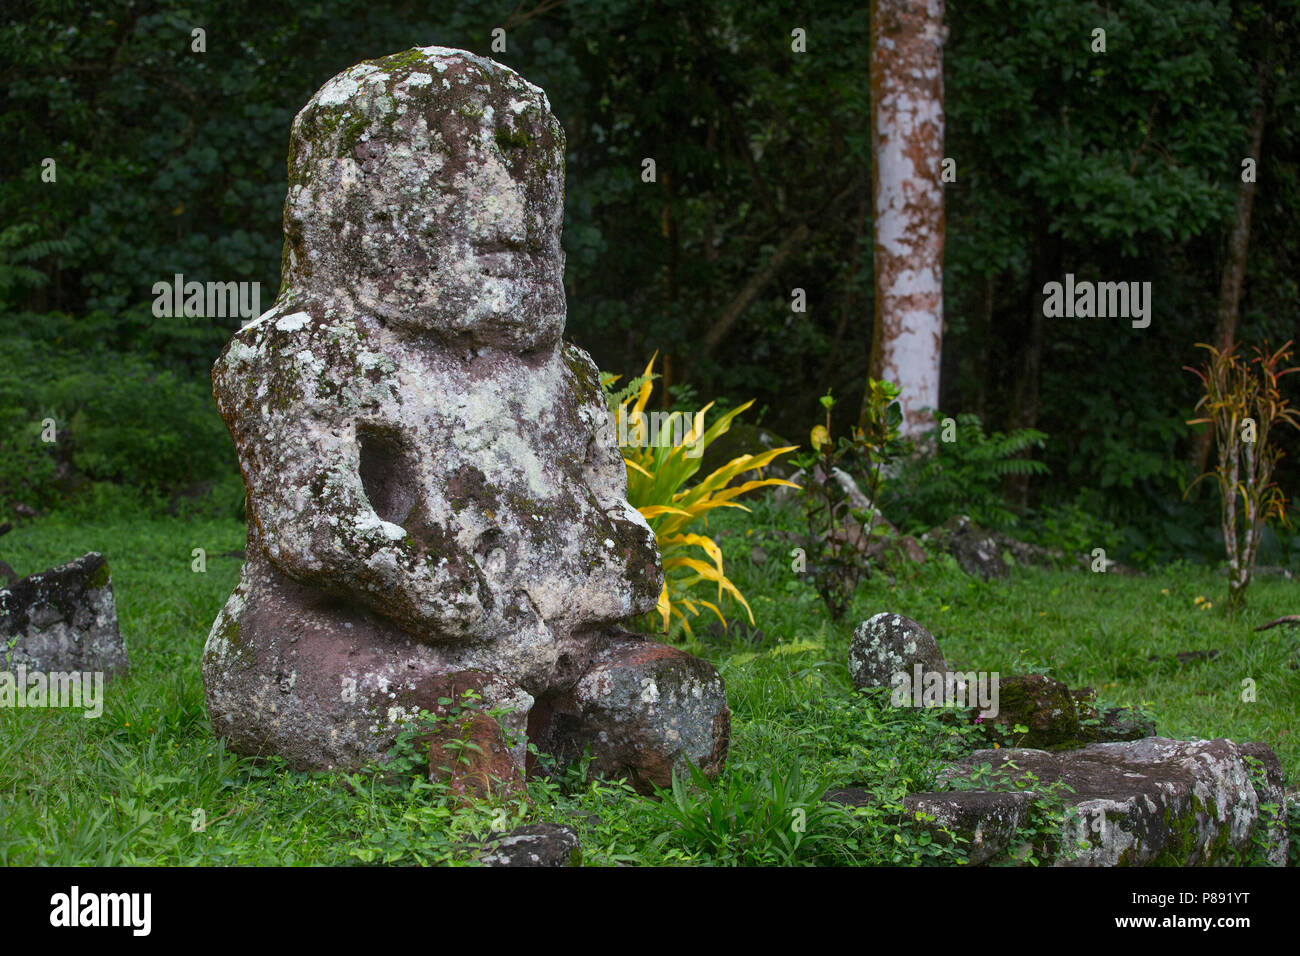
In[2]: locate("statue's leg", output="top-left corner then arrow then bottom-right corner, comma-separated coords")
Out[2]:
527,629 -> 730,794
202,542 -> 533,794
414,668 -> 531,799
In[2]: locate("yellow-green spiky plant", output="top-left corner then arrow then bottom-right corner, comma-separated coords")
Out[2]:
603,356 -> 798,638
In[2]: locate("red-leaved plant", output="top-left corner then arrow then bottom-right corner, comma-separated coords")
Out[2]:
1185,339 -> 1299,610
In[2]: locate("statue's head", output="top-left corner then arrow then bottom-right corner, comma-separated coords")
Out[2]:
282,47 -> 566,351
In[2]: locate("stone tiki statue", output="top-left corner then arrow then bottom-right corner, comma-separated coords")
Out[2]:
203,47 -> 729,794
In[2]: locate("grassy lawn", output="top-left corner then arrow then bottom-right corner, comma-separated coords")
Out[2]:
1,498 -> 1296,865
724,499 -> 1300,780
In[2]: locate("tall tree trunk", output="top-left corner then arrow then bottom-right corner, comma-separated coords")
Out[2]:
863,0 -> 947,437
1190,64 -> 1272,475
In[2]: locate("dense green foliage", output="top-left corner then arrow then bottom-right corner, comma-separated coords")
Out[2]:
0,335 -> 233,507
882,413 -> 1049,533
2,0 -> 1298,558
792,383 -> 903,619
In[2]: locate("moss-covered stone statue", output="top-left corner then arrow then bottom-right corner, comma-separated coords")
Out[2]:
203,46 -> 729,794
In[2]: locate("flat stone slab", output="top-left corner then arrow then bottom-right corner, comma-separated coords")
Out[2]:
0,552 -> 128,677
912,737 -> 1286,866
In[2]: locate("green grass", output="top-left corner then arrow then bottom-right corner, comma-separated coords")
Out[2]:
0,495 -> 1296,865
721,498 -> 1300,779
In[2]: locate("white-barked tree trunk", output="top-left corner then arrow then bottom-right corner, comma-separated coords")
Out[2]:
869,0 -> 947,437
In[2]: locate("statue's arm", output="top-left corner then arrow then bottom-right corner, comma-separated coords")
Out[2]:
213,313 -> 492,640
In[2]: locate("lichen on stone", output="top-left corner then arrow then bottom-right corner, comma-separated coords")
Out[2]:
202,48 -> 724,786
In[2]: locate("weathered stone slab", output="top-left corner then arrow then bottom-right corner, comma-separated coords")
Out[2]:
0,552 -> 127,677
916,737 -> 1286,866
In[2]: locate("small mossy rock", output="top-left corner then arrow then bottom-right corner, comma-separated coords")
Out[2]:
477,823 -> 580,867
822,787 -> 877,809
1089,707 -> 1157,744
923,515 -> 1008,581
203,48 -> 727,783
0,552 -> 127,678
528,630 -> 730,795
903,790 -> 1036,865
980,673 -> 1079,748
1071,686 -> 1099,724
935,738 -> 1282,866
849,612 -> 948,692
988,531 -> 1066,569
